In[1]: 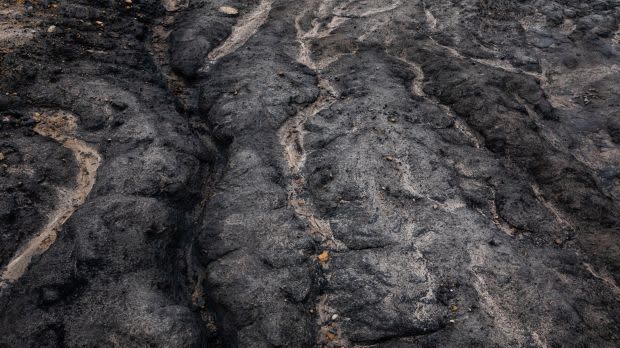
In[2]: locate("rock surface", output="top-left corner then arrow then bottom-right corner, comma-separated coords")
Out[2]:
0,0 -> 619,347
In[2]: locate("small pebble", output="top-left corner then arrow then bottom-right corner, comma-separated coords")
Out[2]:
219,6 -> 239,15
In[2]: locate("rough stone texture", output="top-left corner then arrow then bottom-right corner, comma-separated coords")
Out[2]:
0,0 -> 619,347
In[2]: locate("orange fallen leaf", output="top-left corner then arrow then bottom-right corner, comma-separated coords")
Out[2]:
317,251 -> 329,263
325,331 -> 337,341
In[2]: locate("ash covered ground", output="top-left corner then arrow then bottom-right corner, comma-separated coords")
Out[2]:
0,0 -> 619,347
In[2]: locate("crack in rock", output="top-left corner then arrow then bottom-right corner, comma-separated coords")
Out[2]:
583,262 -> 620,295
394,53 -> 484,149
206,0 -> 274,63
279,6 -> 348,252
0,111 -> 101,289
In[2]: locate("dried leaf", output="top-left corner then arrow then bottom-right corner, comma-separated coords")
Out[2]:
325,331 -> 337,341
317,250 -> 329,263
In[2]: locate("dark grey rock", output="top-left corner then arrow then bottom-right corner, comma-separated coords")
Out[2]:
0,0 -> 618,347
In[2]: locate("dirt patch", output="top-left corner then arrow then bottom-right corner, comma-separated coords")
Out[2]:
0,3 -> 42,53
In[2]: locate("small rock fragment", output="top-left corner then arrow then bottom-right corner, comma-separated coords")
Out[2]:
163,0 -> 187,11
219,6 -> 239,16
47,25 -> 56,33
0,152 -> 4,161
